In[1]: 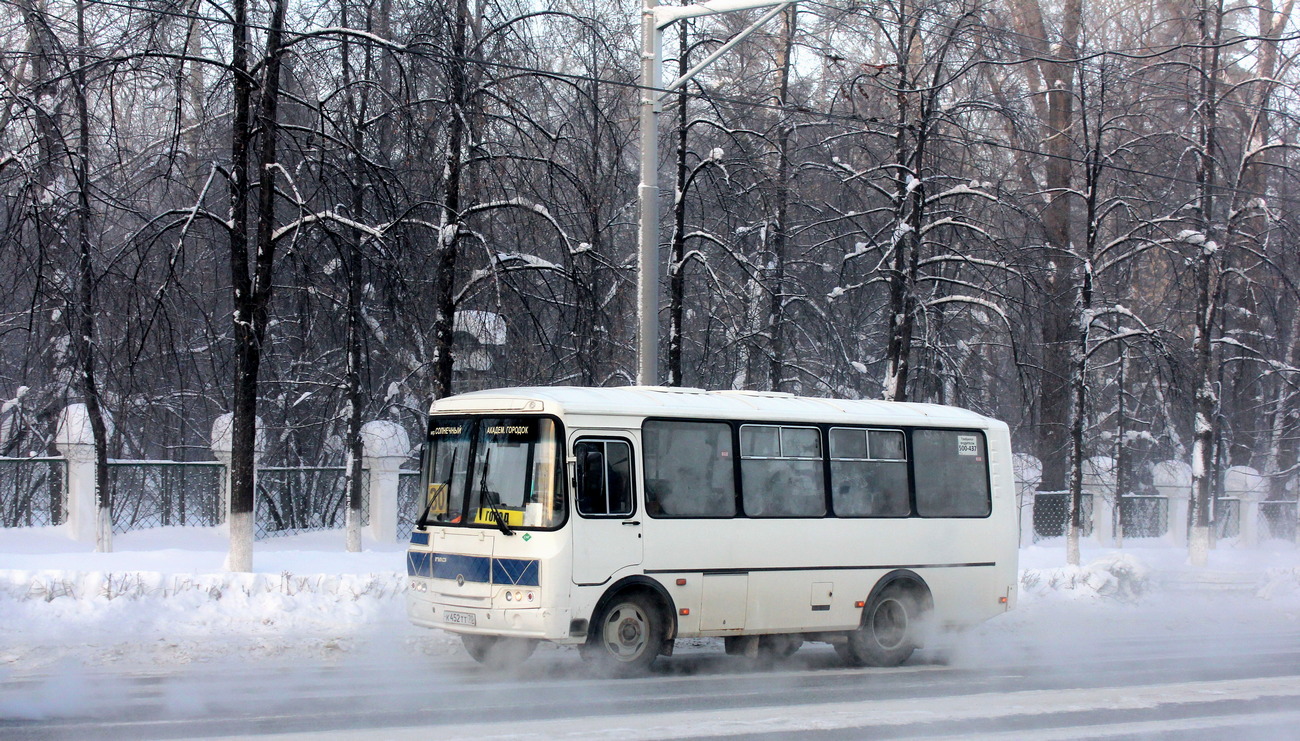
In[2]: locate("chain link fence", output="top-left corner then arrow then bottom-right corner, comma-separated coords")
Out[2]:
1117,495 -> 1168,539
0,457 -> 66,528
1260,500 -> 1298,541
3,456 -> 418,539
108,461 -> 226,534
1029,492 -> 1093,541
396,469 -> 424,538
255,466 -> 370,539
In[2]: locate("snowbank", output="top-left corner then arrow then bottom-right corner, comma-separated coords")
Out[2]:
1018,540 -> 1300,604
2,527 -> 1298,671
0,527 -> 456,670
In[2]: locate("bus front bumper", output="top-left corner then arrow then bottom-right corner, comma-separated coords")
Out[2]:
406,590 -> 574,642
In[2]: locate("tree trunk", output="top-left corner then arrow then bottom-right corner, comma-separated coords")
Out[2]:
432,0 -> 471,400
74,0 -> 112,553
766,5 -> 796,393
1188,0 -> 1224,567
227,0 -> 288,572
1007,0 -> 1082,532
667,21 -> 690,388
341,0 -> 367,553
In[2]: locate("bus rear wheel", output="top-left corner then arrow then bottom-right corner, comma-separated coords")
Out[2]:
585,593 -> 664,674
840,585 -> 923,667
462,634 -> 537,666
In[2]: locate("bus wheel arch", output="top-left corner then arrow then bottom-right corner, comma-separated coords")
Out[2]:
583,577 -> 676,673
839,570 -> 933,668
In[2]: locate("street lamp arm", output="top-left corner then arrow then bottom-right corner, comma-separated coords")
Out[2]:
654,0 -> 791,28
661,0 -> 795,99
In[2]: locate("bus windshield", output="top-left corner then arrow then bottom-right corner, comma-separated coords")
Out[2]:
419,416 -> 564,530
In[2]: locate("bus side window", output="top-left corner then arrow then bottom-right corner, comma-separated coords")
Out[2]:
643,420 -> 736,517
740,425 -> 825,517
829,428 -> 910,517
575,440 -> 634,517
913,429 -> 991,517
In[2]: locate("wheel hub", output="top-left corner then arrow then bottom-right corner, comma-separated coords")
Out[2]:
618,617 -> 642,644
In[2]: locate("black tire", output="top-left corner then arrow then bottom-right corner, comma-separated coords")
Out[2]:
461,634 -> 538,666
723,636 -> 747,656
841,585 -> 924,667
585,593 -> 664,674
757,635 -> 801,661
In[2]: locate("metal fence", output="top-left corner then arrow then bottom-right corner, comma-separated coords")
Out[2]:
1260,500 -> 1298,541
108,461 -> 226,534
1214,497 -> 1241,540
397,469 -> 423,537
255,466 -> 369,539
1030,492 -> 1093,540
0,457 -> 66,528
1118,495 -> 1168,539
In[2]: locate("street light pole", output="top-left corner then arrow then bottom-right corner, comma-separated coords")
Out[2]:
636,0 -> 796,387
637,0 -> 662,387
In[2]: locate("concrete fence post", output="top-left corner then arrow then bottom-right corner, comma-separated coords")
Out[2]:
1224,466 -> 1267,547
1152,460 -> 1193,546
1084,456 -> 1116,546
361,421 -> 411,542
209,413 -> 265,529
55,404 -> 98,544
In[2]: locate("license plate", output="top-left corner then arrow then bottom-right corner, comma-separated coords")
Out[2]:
444,610 -> 476,626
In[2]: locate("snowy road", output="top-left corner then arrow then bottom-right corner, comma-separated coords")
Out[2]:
4,599 -> 1300,741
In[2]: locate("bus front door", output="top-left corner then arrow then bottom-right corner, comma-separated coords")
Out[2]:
571,435 -> 643,585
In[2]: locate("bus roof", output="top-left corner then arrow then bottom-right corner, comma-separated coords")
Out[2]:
430,386 -> 1000,429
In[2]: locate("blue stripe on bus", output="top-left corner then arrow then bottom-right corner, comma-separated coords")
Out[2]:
410,531 -> 430,546
407,550 -> 433,578
405,550 -> 539,587
431,553 -> 492,582
492,557 -> 540,587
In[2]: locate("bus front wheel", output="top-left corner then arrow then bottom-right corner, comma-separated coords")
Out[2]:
839,584 -> 924,667
585,593 -> 664,674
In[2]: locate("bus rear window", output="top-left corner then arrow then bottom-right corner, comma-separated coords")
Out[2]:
912,429 -> 991,517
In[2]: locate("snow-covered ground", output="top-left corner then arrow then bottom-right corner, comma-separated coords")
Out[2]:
2,526 -> 1299,677
4,527 -> 1300,738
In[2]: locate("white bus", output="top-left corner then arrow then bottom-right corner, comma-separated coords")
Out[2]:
405,386 -> 1018,672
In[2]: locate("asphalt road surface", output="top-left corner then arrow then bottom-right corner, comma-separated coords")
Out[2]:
4,599 -> 1300,740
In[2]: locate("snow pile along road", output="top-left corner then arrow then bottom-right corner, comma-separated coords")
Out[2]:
2,527 -> 1299,671
0,527 -> 449,669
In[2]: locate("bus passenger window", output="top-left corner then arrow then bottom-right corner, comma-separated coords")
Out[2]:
913,429 -> 991,517
575,440 -> 634,517
642,420 -> 736,517
829,428 -> 910,517
740,425 -> 825,517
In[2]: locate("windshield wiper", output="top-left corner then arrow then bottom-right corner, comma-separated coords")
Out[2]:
417,448 -> 457,530
479,450 -> 514,536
